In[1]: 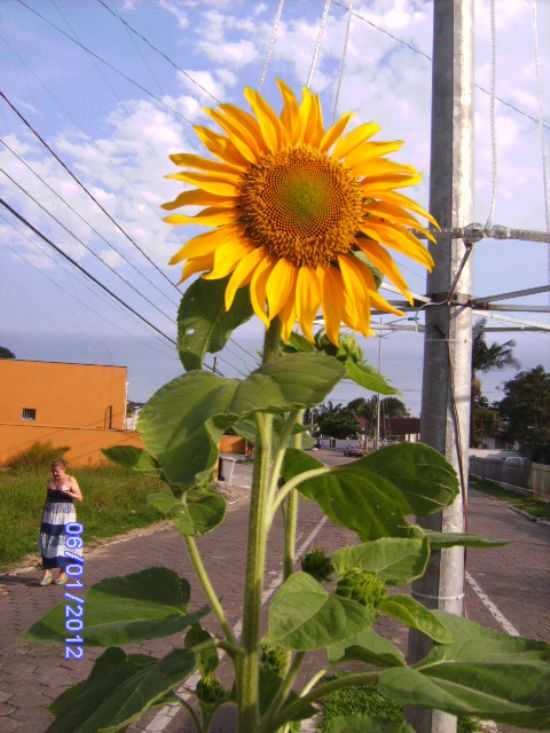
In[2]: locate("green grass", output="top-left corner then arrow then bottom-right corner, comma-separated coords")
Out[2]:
0,466 -> 170,570
471,477 -> 550,521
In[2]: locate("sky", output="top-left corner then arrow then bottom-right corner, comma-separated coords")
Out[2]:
1,0 -> 549,414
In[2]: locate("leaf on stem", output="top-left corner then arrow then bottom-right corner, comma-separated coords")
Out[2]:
267,572 -> 373,651
378,596 -> 452,644
327,627 -> 405,669
25,567 -> 207,646
177,276 -> 253,371
332,538 -> 430,586
379,611 -> 550,727
47,646 -> 196,732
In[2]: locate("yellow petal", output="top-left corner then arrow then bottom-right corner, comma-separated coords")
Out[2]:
265,258 -> 297,320
169,227 -> 237,265
203,239 -> 253,280
354,159 -> 416,179
332,122 -> 381,160
320,266 -> 345,345
300,88 -> 324,146
169,152 -> 245,173
164,207 -> 235,227
320,112 -> 354,153
374,190 -> 440,228
178,254 -> 213,284
295,267 -> 321,342
345,140 -> 404,169
361,174 -> 422,193
361,222 -> 434,269
165,171 -> 240,197
162,189 -> 235,211
365,201 -> 424,230
277,78 -> 300,144
338,255 -> 371,326
279,293 -> 298,343
219,103 -> 269,154
193,125 -> 251,168
244,87 -> 283,152
224,246 -> 266,310
250,257 -> 273,326
205,108 -> 261,163
355,237 -> 412,302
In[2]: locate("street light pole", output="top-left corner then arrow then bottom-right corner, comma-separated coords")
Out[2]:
407,3 -> 474,733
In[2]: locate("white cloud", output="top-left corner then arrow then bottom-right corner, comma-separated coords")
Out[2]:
158,0 -> 189,29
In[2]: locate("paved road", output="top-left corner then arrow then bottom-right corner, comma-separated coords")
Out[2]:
0,450 -> 548,732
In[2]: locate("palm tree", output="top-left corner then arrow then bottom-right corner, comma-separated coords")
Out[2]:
472,319 -> 520,374
470,319 -> 519,446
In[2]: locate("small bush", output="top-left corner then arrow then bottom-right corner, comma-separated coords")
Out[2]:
7,442 -> 69,470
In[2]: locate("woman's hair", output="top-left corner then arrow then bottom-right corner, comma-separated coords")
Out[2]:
51,458 -> 67,469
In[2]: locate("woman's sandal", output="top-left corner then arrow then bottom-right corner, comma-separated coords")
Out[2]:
40,573 -> 53,586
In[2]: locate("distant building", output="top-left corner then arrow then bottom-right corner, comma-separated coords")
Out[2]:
381,417 -> 421,443
0,359 -> 142,466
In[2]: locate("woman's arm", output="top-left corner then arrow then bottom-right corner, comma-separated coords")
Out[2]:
67,477 -> 83,503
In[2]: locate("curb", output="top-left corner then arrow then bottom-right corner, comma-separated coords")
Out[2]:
509,505 -> 550,527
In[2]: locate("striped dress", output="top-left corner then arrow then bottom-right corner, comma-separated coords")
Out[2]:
39,482 -> 79,569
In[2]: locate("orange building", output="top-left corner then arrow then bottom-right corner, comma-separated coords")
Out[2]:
0,359 -> 142,466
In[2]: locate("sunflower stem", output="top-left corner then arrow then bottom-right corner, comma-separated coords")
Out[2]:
238,412 -> 273,731
282,409 -> 304,580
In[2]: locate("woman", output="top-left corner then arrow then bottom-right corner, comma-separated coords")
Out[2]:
39,459 -> 83,586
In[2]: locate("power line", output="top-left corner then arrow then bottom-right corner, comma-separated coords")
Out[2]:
0,197 -> 178,347
95,0 -> 221,103
0,89 -> 183,297
15,0 -> 194,127
2,232 -> 176,360
0,138 -> 179,308
1,168 -> 177,326
333,0 -> 550,132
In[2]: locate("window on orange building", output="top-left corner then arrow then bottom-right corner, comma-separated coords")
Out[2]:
22,408 -> 36,421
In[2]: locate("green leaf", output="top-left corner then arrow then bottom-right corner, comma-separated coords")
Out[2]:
332,538 -> 430,586
147,492 -> 179,516
174,488 -> 226,537
139,354 -> 344,486
380,611 -> 550,727
184,624 -> 218,676
284,332 -> 315,353
378,596 -> 452,644
25,567 -> 207,646
177,276 -> 253,371
327,627 -> 405,669
47,646 -> 195,733
267,572 -> 372,651
345,360 -> 398,396
325,714 -> 414,733
259,667 -> 316,721
423,530 -> 509,549
283,449 -> 411,540
282,444 -> 458,541
359,443 -> 459,515
102,446 -> 158,472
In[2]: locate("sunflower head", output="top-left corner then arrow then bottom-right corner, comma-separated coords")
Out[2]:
163,80 -> 437,345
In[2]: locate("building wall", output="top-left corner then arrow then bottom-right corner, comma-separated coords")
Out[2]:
0,360 -> 127,430
0,424 -> 143,467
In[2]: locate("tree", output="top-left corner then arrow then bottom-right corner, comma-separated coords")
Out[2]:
316,402 -> 359,439
499,366 -> 550,462
472,318 -> 520,373
381,396 -> 409,418
470,319 -> 519,446
0,346 -> 15,359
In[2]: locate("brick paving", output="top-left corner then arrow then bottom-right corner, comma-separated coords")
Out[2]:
0,452 -> 549,732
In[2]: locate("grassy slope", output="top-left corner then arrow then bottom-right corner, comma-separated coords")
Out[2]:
0,466 -> 169,570
470,477 -> 550,521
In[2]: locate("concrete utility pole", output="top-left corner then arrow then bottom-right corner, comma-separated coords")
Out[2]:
407,3 -> 474,733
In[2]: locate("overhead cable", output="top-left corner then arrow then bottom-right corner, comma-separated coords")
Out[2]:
0,138 -> 179,308
0,88 -> 182,296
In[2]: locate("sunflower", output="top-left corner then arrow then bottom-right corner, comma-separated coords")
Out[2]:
163,80 -> 437,344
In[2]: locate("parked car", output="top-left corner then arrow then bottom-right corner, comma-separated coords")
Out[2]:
503,456 -> 529,467
343,445 -> 363,457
